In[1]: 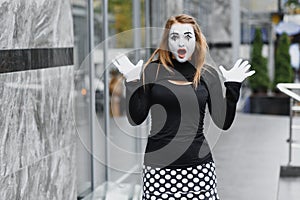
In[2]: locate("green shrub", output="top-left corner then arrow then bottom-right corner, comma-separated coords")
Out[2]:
273,33 -> 294,91
249,28 -> 271,93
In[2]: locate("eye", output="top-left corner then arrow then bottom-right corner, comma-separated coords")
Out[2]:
170,35 -> 179,41
185,35 -> 192,41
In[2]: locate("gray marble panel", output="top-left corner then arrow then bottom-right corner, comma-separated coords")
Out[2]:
210,0 -> 231,43
0,0 -> 73,49
0,144 -> 76,200
198,0 -> 231,43
209,47 -> 233,68
0,66 -> 75,177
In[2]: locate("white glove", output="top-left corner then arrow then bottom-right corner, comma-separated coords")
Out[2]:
112,55 -> 143,82
219,59 -> 255,82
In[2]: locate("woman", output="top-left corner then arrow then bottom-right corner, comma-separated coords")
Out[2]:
113,14 -> 254,200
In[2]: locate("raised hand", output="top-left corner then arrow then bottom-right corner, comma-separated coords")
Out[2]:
219,59 -> 255,82
112,55 -> 143,82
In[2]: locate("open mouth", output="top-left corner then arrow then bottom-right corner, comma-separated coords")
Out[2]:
177,49 -> 186,59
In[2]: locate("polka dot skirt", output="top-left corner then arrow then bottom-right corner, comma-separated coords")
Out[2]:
142,161 -> 220,200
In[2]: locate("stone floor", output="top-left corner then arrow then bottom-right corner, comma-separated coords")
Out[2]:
82,112 -> 300,200
212,113 -> 300,200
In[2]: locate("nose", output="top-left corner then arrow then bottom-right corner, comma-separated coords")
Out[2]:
178,38 -> 184,47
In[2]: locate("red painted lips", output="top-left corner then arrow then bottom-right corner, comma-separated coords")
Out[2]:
177,49 -> 186,59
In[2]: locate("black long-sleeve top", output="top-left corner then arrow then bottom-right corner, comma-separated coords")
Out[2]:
125,58 -> 241,169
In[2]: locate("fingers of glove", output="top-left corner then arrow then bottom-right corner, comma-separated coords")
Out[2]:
112,59 -> 124,72
219,65 -> 228,75
245,70 -> 255,77
135,63 -> 143,73
136,60 -> 144,68
238,60 -> 249,69
241,64 -> 251,72
118,55 -> 131,66
112,59 -> 127,74
113,55 -> 138,75
233,58 -> 243,70
114,53 -> 128,67
117,55 -> 135,69
112,59 -> 120,68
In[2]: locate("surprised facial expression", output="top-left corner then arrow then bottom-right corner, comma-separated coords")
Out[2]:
168,23 -> 196,63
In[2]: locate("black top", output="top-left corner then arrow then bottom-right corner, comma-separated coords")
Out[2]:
125,58 -> 241,169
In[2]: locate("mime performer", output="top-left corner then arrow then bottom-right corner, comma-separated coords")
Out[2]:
113,14 -> 255,200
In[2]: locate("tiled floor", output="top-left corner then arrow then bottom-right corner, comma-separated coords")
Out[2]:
83,112 -> 300,200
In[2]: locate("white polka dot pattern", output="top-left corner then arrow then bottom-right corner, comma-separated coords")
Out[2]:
142,161 -> 220,200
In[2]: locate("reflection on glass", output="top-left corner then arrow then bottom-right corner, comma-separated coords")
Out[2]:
109,69 -> 125,117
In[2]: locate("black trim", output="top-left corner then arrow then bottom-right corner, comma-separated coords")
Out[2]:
208,42 -> 232,49
280,165 -> 300,177
0,47 -> 73,74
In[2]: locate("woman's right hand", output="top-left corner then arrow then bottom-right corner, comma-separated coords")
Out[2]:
112,55 -> 144,82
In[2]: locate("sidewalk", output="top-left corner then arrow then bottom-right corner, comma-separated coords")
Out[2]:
84,112 -> 300,200
213,113 -> 300,200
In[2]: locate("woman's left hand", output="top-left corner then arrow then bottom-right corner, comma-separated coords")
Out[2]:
219,59 -> 255,82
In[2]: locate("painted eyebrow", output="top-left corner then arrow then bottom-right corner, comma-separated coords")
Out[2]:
184,32 -> 193,35
170,32 -> 179,36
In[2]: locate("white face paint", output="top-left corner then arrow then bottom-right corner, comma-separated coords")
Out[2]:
168,23 -> 196,63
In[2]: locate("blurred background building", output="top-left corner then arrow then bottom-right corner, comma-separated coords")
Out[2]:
0,0 -> 300,199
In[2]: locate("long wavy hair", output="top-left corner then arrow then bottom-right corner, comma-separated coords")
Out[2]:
143,14 -> 208,88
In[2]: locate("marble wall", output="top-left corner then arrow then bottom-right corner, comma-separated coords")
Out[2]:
0,0 -> 73,49
198,0 -> 233,67
0,0 -> 76,199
